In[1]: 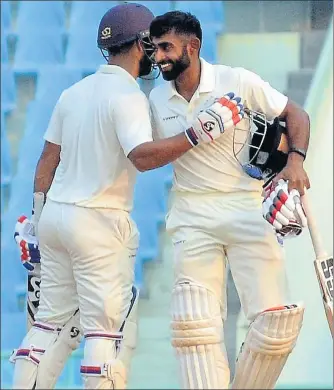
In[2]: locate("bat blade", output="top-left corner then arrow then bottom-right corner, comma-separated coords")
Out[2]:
301,192 -> 333,338
314,256 -> 334,337
26,264 -> 41,331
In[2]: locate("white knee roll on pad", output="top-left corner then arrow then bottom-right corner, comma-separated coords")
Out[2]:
36,310 -> 82,388
232,304 -> 305,389
171,282 -> 230,389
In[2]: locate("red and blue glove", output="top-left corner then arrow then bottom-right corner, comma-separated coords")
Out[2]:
185,92 -> 245,146
262,179 -> 307,238
14,216 -> 41,271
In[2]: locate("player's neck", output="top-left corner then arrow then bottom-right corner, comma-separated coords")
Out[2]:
174,59 -> 201,103
108,57 -> 139,79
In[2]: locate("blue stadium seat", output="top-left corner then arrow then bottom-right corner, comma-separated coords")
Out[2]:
1,313 -> 26,349
66,30 -> 104,74
5,172 -> 34,221
14,30 -> 64,74
133,168 -> 169,224
174,1 -> 224,32
134,256 -> 144,289
1,1 -> 11,33
69,1 -> 118,31
14,100 -> 53,177
1,184 -> 5,216
131,167 -> 173,265
1,64 -> 17,112
1,114 -> 12,187
15,135 -> 44,179
0,314 -> 25,387
132,210 -> 160,263
23,99 -> 55,138
201,27 -> 219,64
35,67 -> 82,106
16,1 -> 65,31
1,234 -> 27,305
1,30 -> 9,63
128,1 -> 172,16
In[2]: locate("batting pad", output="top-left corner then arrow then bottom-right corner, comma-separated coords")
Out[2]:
36,310 -> 82,388
232,304 -> 304,389
171,282 -> 230,389
10,322 -> 62,389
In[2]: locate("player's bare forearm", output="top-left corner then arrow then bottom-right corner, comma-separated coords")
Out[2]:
34,141 -> 61,196
275,99 -> 311,194
279,99 -> 310,161
128,133 -> 192,172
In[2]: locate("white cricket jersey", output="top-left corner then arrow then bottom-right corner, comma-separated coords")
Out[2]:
149,58 -> 288,194
44,65 -> 153,211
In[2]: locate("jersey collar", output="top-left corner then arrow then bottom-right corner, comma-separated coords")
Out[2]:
166,57 -> 215,100
97,65 -> 139,87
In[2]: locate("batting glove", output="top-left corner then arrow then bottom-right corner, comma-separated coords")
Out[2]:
262,179 -> 308,237
185,92 -> 244,146
14,216 -> 41,272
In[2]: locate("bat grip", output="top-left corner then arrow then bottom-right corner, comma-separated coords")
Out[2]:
301,192 -> 327,258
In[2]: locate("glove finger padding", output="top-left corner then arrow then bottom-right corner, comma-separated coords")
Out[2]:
276,220 -> 303,238
289,189 -> 308,227
262,199 -> 288,230
185,92 -> 245,146
262,179 -> 307,236
14,215 -> 41,271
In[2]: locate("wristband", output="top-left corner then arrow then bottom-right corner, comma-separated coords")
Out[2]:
288,147 -> 306,160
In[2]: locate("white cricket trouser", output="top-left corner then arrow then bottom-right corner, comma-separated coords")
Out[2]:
36,199 -> 139,334
166,191 -> 290,322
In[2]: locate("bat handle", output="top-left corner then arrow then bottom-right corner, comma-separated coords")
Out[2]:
301,192 -> 328,258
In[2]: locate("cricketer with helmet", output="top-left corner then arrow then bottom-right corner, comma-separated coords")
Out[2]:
148,10 -> 311,389
10,3 -> 245,389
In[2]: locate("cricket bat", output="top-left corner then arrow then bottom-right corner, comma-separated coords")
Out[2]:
26,265 -> 41,330
26,192 -> 45,331
301,192 -> 334,338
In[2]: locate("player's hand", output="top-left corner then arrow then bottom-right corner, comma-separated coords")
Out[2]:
14,216 -> 41,272
272,153 -> 310,195
185,92 -> 244,146
262,179 -> 307,237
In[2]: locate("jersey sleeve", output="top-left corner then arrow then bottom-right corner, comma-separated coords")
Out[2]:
237,68 -> 288,121
43,93 -> 64,145
113,91 -> 153,157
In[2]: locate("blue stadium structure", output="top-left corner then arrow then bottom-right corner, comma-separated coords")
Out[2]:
1,1 -> 332,389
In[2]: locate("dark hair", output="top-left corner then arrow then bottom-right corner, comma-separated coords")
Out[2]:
150,11 -> 202,43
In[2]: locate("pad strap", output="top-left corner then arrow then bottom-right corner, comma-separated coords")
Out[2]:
33,322 -> 62,333
10,346 -> 45,365
84,332 -> 123,341
80,360 -> 127,388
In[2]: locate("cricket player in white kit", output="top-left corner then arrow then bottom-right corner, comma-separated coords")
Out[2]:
10,4 -> 247,389
149,11 -> 311,389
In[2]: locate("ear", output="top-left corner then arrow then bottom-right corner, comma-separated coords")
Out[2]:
189,37 -> 201,54
136,39 -> 144,54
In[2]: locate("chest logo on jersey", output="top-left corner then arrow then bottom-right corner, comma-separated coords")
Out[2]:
163,115 -> 179,121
